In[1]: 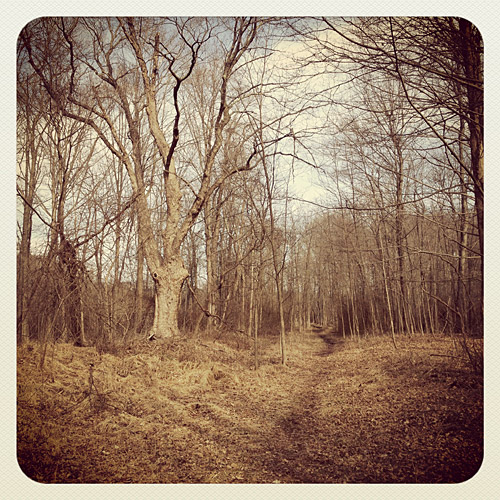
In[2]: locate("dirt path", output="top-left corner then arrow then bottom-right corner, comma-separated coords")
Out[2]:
256,328 -> 344,482
184,327 -> 481,484
197,327 -> 348,483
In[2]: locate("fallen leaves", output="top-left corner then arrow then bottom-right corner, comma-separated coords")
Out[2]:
17,331 -> 482,483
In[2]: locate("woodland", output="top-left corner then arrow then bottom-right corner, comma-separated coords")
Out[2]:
16,17 -> 483,484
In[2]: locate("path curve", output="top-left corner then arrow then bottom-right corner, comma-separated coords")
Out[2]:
211,327 -> 347,483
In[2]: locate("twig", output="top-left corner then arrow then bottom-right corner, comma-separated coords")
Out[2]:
61,362 -> 97,414
185,280 -> 247,335
430,353 -> 466,360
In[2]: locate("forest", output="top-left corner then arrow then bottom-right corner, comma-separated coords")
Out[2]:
16,17 -> 483,484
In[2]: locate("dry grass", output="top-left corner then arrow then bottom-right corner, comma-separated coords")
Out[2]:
17,329 -> 482,483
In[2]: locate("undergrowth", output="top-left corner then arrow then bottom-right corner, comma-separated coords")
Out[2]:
17,330 -> 483,483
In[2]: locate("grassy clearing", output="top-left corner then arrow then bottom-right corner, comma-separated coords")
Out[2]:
17,329 -> 482,483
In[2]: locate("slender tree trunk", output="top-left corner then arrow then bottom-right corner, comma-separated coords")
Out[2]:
79,293 -> 86,345
377,224 -> 397,348
18,146 -> 35,343
395,154 -> 406,333
240,268 -> 246,332
135,235 -> 144,333
248,251 -> 258,369
204,197 -> 222,333
277,280 -> 287,364
454,111 -> 469,334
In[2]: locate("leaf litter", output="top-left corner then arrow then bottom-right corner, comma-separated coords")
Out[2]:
17,329 -> 482,483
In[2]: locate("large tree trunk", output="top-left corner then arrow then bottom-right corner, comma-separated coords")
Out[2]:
458,18 -> 483,260
149,255 -> 189,339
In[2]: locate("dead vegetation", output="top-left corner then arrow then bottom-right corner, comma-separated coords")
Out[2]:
17,329 -> 483,483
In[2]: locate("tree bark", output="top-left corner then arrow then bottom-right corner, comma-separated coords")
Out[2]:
18,138 -> 36,343
135,237 -> 144,334
149,256 -> 189,339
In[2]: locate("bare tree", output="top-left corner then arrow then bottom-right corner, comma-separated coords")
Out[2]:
16,61 -> 46,343
20,17 -> 266,339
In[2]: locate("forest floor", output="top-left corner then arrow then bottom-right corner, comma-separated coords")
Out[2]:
17,327 -> 483,484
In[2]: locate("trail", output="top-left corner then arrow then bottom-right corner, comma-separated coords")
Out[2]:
203,326 -> 348,483
258,327 -> 346,482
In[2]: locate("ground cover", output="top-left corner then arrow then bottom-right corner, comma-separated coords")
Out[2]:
17,328 -> 483,483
